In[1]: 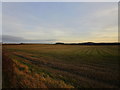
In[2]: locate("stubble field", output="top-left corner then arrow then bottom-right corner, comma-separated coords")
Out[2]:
2,44 -> 120,88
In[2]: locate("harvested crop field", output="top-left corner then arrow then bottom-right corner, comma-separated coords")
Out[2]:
2,44 -> 120,88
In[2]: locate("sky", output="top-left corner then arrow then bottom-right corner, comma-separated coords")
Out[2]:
0,2 -> 2,42
2,2 -> 118,43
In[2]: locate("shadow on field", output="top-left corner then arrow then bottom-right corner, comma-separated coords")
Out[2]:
2,51 -> 15,88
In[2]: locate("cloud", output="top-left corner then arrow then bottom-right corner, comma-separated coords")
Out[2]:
2,35 -> 57,43
2,35 -> 25,43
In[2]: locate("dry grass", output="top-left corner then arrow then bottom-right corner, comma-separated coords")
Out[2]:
13,58 -> 74,88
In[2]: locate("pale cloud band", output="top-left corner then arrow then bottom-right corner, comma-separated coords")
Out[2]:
2,35 -> 57,43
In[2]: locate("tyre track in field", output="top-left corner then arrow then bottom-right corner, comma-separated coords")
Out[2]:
96,47 -> 119,67
104,46 -> 119,55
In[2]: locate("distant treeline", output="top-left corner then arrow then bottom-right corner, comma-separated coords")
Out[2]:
2,42 -> 120,45
55,42 -> 120,45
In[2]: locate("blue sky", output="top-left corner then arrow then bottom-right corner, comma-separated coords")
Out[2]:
2,2 -> 118,43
